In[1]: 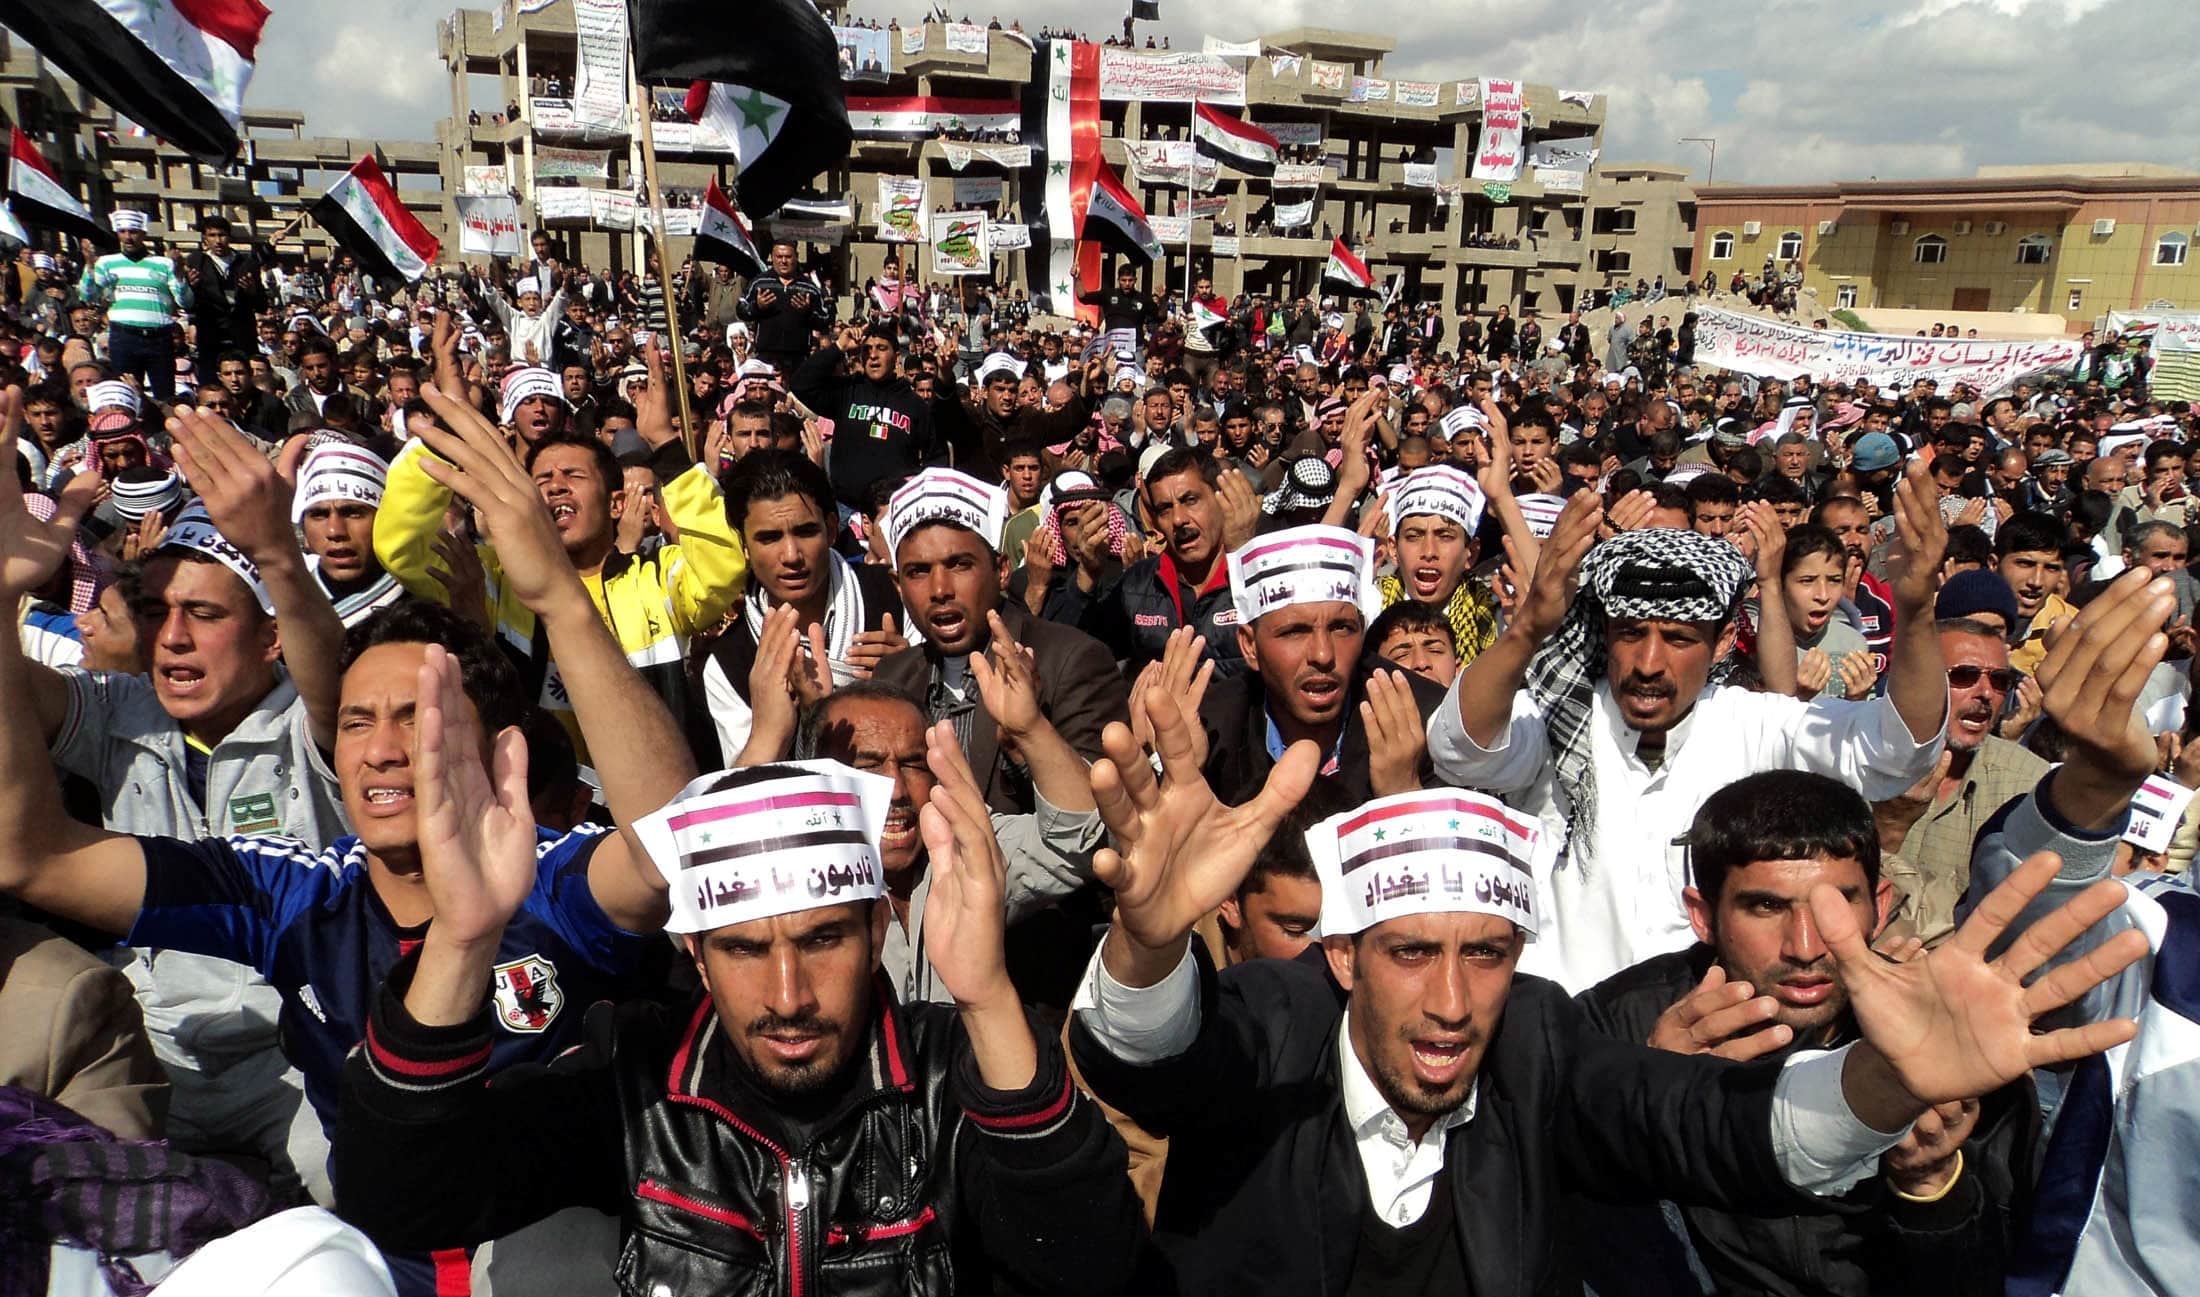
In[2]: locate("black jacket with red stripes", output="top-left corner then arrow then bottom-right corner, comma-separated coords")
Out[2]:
334,953 -> 1143,1297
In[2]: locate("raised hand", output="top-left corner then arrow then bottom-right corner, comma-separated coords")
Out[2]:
0,436 -> 98,600
1604,488 -> 1658,535
2035,567 -> 2175,829
1819,852 -> 2147,1130
1216,468 -> 1260,553
429,529 -> 491,630
634,341 -> 677,449
738,604 -> 804,765
1796,647 -> 1832,699
1092,688 -> 1316,984
412,643 -> 536,947
917,721 -> 1014,1008
166,405 -> 295,563
1128,626 -> 1215,769
1835,648 -> 1877,699
413,383 -> 585,615
844,611 -> 907,680
1645,964 -> 1793,1062
1888,460 -> 1949,614
969,610 -> 1042,740
1361,668 -> 1427,796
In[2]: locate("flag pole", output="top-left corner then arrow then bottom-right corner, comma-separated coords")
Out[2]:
631,72 -> 700,460
1183,97 -> 1197,304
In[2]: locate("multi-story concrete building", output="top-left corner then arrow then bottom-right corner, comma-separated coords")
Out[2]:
1584,162 -> 1696,293
1693,165 -> 2200,319
434,3 -> 1605,319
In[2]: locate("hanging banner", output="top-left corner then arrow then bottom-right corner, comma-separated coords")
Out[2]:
534,145 -> 611,180
1559,89 -> 1599,109
1267,53 -> 1303,80
1453,80 -> 1478,105
779,197 -> 853,223
987,222 -> 1031,252
901,25 -> 925,55
462,165 -> 509,195
941,142 -> 973,171
2105,310 -> 2200,401
1097,48 -> 1247,105
1526,135 -> 1599,172
535,186 -> 592,223
1533,167 -> 1583,194
943,22 -> 988,54
1471,78 -> 1525,182
1309,61 -> 1349,93
569,0 -> 629,133
1264,121 -> 1322,147
1395,81 -> 1441,108
875,175 -> 924,242
1275,197 -> 1314,229
832,25 -> 893,81
588,188 -> 636,231
1692,306 -> 2086,392
531,98 -> 576,134
1273,162 -> 1327,189
978,143 -> 1031,168
638,204 -> 700,238
1481,181 -> 1513,204
931,210 -> 988,274
952,176 -> 1002,207
1186,194 -> 1230,219
1212,235 -> 1240,257
1402,162 -> 1437,188
847,95 -> 1022,136
1348,77 -> 1391,103
455,194 -> 522,256
1149,214 -> 1190,244
770,218 -> 847,245
1202,37 -> 1262,58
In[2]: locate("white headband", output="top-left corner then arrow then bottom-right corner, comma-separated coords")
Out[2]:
160,503 -> 274,615
109,209 -> 148,232
291,445 -> 389,522
975,353 -> 1027,384
1226,524 -> 1378,625
884,468 -> 1007,565
1514,492 -> 1566,540
86,380 -> 141,416
630,761 -> 894,934
1387,465 -> 1486,537
498,366 -> 566,424
1438,406 -> 1488,439
1305,789 -> 1542,937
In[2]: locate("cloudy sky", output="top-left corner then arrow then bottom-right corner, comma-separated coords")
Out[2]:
242,0 -> 2200,184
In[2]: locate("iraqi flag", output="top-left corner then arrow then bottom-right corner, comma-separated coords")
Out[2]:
6,128 -> 104,244
695,179 -> 763,275
310,156 -> 440,284
1191,103 -> 1279,177
1323,236 -> 1378,297
846,96 -> 1023,137
1083,161 -> 1163,263
0,0 -> 266,163
631,0 -> 852,220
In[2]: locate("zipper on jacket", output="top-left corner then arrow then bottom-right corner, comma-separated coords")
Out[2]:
666,1093 -> 810,1297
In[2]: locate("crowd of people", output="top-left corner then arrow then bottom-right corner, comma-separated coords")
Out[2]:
0,205 -> 2190,1297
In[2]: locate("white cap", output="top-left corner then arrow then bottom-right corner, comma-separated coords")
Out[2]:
1226,524 -> 1378,625
1305,789 -> 1542,937
1387,464 -> 1486,537
291,444 -> 390,522
884,467 -> 1008,565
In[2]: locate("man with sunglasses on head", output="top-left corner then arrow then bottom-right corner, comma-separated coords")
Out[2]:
1872,615 -> 2048,947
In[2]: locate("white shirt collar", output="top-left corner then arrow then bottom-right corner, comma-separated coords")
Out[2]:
1336,1008 -> 1477,1138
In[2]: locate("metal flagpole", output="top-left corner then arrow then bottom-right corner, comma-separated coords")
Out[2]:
1183,98 -> 1196,304
630,63 -> 700,460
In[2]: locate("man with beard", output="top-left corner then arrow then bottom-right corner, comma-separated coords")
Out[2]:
1195,525 -> 1447,806
700,451 -> 907,760
934,352 -> 1097,484
293,443 -> 405,628
1574,770 -> 2035,1296
871,468 -> 1125,816
213,350 -> 289,440
1426,467 -> 1952,992
180,215 -> 267,381
1872,617 -> 2048,948
794,320 -> 936,512
333,743 -> 1143,1297
1069,689 -> 2141,1297
1037,448 -> 1257,678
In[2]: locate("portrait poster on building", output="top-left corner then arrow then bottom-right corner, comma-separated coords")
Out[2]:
832,25 -> 893,81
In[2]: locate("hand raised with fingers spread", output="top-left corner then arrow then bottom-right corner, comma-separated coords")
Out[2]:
970,610 -> 1042,740
166,405 -> 296,564
412,383 -> 585,615
1645,964 -> 1793,1062
1888,460 -> 1949,614
1604,488 -> 1659,534
0,446 -> 98,601
918,721 -> 1015,1008
1129,626 -> 1215,769
412,643 -> 536,947
845,611 -> 907,680
1362,668 -> 1427,797
2035,566 -> 2175,829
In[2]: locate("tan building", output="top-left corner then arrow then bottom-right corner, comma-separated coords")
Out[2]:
1693,165 -> 2200,322
434,4 -> 1604,318
1584,162 -> 1696,293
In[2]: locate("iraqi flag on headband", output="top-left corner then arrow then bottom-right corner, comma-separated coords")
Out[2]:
695,179 -> 763,276
1083,161 -> 1163,263
630,0 -> 852,220
310,157 -> 441,284
0,0 -> 266,163
6,128 -> 104,244
1192,103 -> 1279,177
1323,236 -> 1378,297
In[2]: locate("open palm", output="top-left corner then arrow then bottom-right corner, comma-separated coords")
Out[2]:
0,426 -> 98,600
414,644 -> 538,947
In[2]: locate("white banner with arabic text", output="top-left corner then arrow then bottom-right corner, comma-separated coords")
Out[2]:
1692,307 -> 2084,392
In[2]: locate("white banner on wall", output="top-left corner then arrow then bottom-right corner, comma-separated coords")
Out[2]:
1470,78 -> 1525,182
534,186 -> 592,222
455,194 -> 521,255
1692,307 -> 2085,392
1394,80 -> 1441,108
1098,48 -> 1247,104
569,0 -> 629,132
943,22 -> 988,53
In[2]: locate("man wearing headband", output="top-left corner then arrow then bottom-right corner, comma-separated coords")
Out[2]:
0,400 -> 702,1296
496,364 -> 572,445
1068,690 -> 2145,1297
1425,468 -> 1953,993
377,348 -> 747,764
332,737 -> 1142,1296
78,211 -> 190,402
295,444 -> 404,628
1199,524 -> 1446,806
795,319 -> 936,511
1376,461 -> 1504,664
872,467 -> 1127,815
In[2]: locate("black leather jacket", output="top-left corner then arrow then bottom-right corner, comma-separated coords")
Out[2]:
336,960 -> 1144,1297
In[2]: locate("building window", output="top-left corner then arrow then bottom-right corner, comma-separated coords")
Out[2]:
1596,250 -> 1632,273
1837,284 -> 1858,308
2068,288 -> 2085,313
2015,234 -> 2052,265
1777,231 -> 1803,261
1710,230 -> 1734,260
1913,234 -> 1948,265
2159,232 -> 2191,267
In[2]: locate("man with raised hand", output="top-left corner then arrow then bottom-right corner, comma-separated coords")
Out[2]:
332,708 -> 1143,1297
1068,689 -> 2144,1297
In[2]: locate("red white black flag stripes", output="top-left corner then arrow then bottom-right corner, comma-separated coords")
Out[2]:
310,157 -> 440,284
1191,103 -> 1279,177
0,0 -> 267,163
1082,161 -> 1164,263
1323,237 -> 1378,296
6,128 -> 104,244
694,180 -> 762,276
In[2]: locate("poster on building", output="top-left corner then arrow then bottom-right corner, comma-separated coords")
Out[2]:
987,222 -> 1031,252
832,25 -> 893,81
931,210 -> 988,274
2105,310 -> 2200,401
535,186 -> 592,223
1308,61 -> 1348,93
1470,78 -> 1525,182
940,142 -> 974,171
943,22 -> 988,54
1097,48 -> 1247,105
1348,77 -> 1390,103
569,0 -> 629,133
462,165 -> 509,195
1187,194 -> 1229,218
1264,121 -> 1322,147
875,176 -> 924,242
1272,162 -> 1326,189
1453,80 -> 1478,105
531,98 -> 576,134
1149,214 -> 1190,244
535,145 -> 611,180
952,176 -> 1002,207
1394,80 -> 1441,108
1211,235 -> 1240,257
1267,53 -> 1303,80
1533,167 -> 1584,194
902,25 -> 925,55
1560,89 -> 1599,109
1692,307 -> 2086,392
1526,135 -> 1599,172
455,194 -> 522,256
1402,162 -> 1437,188
1203,37 -> 1262,58
1275,197 -> 1314,228
588,188 -> 636,231
979,143 -> 1031,168
638,203 -> 700,238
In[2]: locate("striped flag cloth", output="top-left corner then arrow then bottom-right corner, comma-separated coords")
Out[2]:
309,157 -> 441,284
6,127 -> 104,244
0,0 -> 267,162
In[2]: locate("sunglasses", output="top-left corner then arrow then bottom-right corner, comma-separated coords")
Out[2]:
1947,664 -> 2020,692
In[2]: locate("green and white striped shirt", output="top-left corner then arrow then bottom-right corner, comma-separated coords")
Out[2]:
79,253 -> 191,329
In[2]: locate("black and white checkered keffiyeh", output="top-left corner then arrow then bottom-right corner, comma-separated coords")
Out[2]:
1525,528 -> 1753,866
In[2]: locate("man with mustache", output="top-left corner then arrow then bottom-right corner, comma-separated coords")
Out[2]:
1426,464 -> 1953,992
1574,769 -> 2035,1296
1872,617 -> 2048,947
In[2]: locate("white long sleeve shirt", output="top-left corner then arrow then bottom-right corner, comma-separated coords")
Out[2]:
1427,680 -> 1944,993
